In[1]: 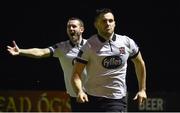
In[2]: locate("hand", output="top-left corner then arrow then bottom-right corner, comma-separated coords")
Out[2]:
7,41 -> 20,56
76,91 -> 89,103
133,90 -> 147,106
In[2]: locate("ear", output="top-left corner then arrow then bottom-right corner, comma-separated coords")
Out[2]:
80,26 -> 84,33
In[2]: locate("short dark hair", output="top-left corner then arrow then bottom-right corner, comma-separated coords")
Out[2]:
68,17 -> 84,28
95,8 -> 113,21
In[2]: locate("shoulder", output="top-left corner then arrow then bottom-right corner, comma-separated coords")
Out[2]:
86,34 -> 98,43
80,35 -> 97,50
115,34 -> 130,40
55,40 -> 69,46
50,40 -> 70,50
115,34 -> 135,44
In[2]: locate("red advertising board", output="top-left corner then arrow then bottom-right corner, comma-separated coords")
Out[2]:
0,90 -> 71,112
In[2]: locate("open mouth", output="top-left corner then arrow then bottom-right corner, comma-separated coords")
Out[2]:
70,32 -> 75,36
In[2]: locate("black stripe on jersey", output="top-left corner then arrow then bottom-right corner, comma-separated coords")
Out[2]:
76,58 -> 88,64
129,49 -> 140,59
77,50 -> 83,57
80,39 -> 84,46
52,44 -> 58,49
98,34 -> 106,42
48,47 -> 54,57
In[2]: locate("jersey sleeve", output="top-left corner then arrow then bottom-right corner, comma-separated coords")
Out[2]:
128,37 -> 139,59
48,42 -> 64,58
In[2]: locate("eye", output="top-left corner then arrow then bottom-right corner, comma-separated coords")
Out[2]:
68,25 -> 77,29
72,25 -> 77,28
102,19 -> 114,23
108,19 -> 114,23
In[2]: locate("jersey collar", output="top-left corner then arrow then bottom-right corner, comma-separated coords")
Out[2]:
69,38 -> 84,47
97,33 -> 116,43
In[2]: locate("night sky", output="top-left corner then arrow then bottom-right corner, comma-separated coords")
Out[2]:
0,1 -> 179,94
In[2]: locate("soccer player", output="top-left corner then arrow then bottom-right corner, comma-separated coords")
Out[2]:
7,17 -> 87,112
71,8 -> 147,112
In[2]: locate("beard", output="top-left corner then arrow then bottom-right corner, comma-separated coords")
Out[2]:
70,32 -> 75,36
70,34 -> 80,44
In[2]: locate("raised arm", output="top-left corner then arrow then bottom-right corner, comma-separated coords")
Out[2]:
131,51 -> 147,105
7,40 -> 51,58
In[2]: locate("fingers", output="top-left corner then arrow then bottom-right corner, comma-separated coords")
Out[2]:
77,97 -> 86,103
7,46 -> 13,49
76,94 -> 89,103
12,40 -> 18,48
12,40 -> 16,46
76,97 -> 83,103
133,94 -> 138,100
138,96 -> 147,106
133,94 -> 146,106
139,97 -> 143,106
7,46 -> 13,54
84,94 -> 89,102
6,41 -> 16,50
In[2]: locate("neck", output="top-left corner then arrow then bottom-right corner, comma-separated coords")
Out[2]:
76,37 -> 82,45
70,37 -> 83,46
99,32 -> 114,41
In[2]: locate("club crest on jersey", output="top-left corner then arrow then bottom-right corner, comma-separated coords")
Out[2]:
102,55 -> 122,69
119,47 -> 125,54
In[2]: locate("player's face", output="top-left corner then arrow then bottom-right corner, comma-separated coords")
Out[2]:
95,12 -> 115,38
67,20 -> 84,44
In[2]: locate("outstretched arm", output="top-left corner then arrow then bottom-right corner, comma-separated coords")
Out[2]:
71,62 -> 88,103
7,40 -> 51,58
131,51 -> 147,106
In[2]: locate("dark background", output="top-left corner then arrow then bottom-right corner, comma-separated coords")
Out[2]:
0,0 -> 179,111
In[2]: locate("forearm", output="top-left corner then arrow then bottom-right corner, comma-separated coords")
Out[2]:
19,48 -> 50,58
71,73 -> 84,94
71,62 -> 86,95
135,61 -> 146,91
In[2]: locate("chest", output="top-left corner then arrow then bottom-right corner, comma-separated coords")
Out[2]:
90,42 -> 130,69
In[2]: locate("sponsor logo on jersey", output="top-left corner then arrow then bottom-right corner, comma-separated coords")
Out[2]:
102,55 -> 122,69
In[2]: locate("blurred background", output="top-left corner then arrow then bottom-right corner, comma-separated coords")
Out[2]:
0,0 -> 179,112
